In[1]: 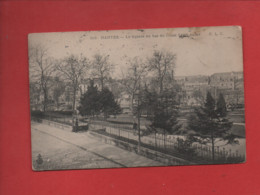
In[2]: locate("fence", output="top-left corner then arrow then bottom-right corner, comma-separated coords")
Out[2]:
90,130 -> 193,166
31,117 -> 71,130
31,113 -> 73,125
89,120 -> 245,164
31,115 -> 245,164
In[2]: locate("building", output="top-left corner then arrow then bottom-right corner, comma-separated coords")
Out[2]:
175,71 -> 244,107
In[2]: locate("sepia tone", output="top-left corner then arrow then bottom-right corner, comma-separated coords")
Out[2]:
29,26 -> 245,171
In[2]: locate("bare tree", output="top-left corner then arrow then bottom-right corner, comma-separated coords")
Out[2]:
29,82 -> 41,110
52,77 -> 66,109
91,54 -> 114,91
56,54 -> 89,112
120,57 -> 147,111
107,78 -> 124,102
29,44 -> 54,112
147,50 -> 176,94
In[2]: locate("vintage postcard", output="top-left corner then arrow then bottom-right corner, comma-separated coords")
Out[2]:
29,26 -> 245,171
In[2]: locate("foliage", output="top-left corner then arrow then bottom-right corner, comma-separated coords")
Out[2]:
139,85 -> 158,117
78,81 -> 121,118
107,78 -> 125,102
174,137 -> 197,156
78,80 -> 100,116
142,88 -> 182,135
99,87 -> 122,117
192,89 -> 204,104
50,111 -> 73,116
31,110 -> 45,118
151,105 -> 181,135
216,93 -> 227,117
188,92 -> 237,161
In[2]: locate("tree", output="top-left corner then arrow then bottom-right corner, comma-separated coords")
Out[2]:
147,50 -> 176,94
188,92 -> 237,162
99,88 -> 121,119
120,56 -> 147,111
29,82 -> 41,110
228,90 -> 242,110
139,84 -> 157,117
78,80 -> 100,117
192,89 -> 204,105
56,55 -> 89,112
216,93 -> 227,117
143,88 -> 182,149
106,78 -> 125,103
78,83 -> 121,119
52,77 -> 65,109
91,54 -> 114,91
29,44 -> 54,112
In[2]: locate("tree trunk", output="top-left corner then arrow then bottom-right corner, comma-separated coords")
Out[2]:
211,132 -> 215,162
43,88 -> 48,112
72,88 -> 76,111
131,93 -> 134,113
43,97 -> 46,112
160,79 -> 163,94
101,77 -> 104,91
155,131 -> 157,149
104,111 -> 107,120
155,131 -> 157,159
56,98 -> 59,110
72,86 -> 77,127
137,94 -> 141,153
163,130 -> 166,150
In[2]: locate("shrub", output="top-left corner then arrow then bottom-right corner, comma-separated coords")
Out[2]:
174,137 -> 197,157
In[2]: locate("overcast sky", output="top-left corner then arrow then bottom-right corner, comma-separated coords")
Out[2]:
28,26 -> 243,78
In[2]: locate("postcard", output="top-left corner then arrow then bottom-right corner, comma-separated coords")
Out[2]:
29,26 -> 245,171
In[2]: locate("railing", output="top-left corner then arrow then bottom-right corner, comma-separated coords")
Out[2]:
31,116 -> 245,164
31,117 -> 71,130
89,121 -> 245,164
90,130 -> 193,166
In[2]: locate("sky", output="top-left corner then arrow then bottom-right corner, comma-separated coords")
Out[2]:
28,26 -> 243,78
